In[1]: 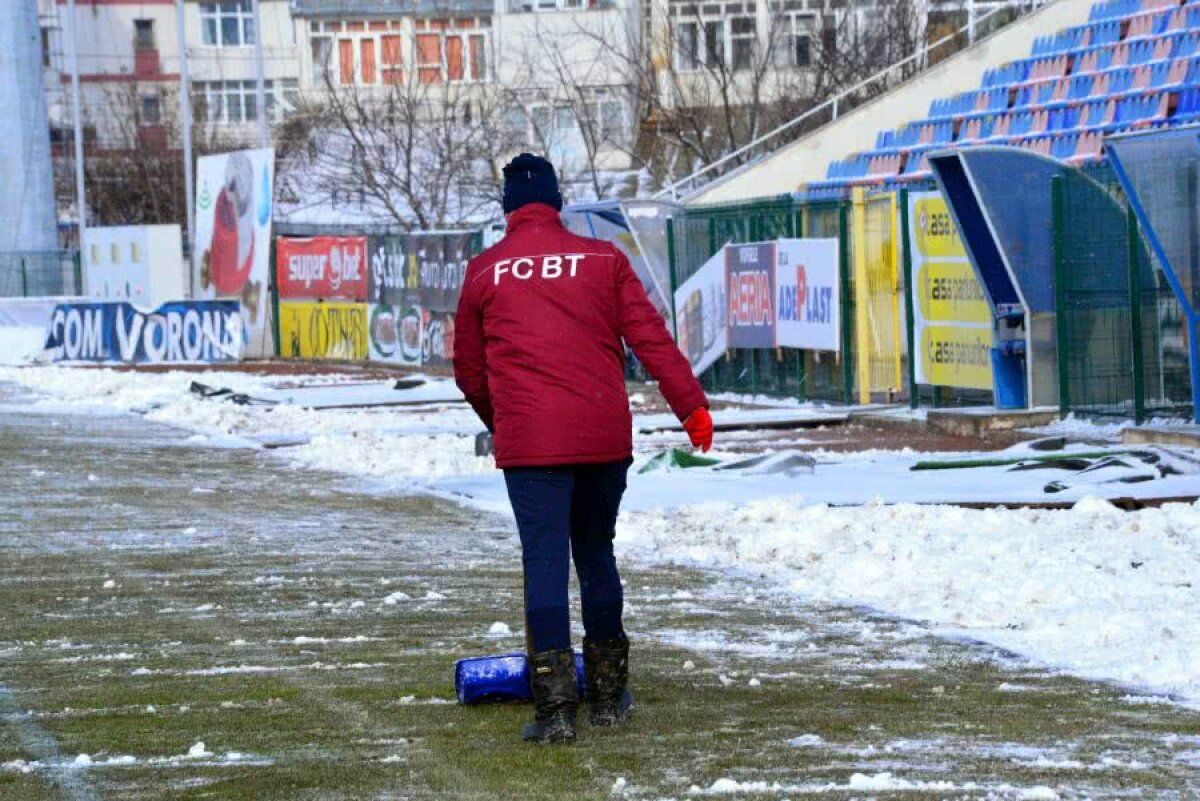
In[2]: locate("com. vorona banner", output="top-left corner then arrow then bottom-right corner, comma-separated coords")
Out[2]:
366,232 -> 476,367
193,147 -> 274,356
279,301 -> 368,361
907,192 -> 993,390
276,236 -> 368,301
674,248 -> 728,376
44,301 -> 243,363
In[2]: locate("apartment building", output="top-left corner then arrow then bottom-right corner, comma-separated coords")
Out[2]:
39,0 -> 300,149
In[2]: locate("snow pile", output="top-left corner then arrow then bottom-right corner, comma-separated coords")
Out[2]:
619,496 -> 1200,703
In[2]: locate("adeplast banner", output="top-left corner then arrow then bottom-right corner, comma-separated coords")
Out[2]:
775,239 -> 840,351
726,242 -> 776,349
674,249 -> 728,375
276,236 -> 368,300
43,300 -> 242,363
907,192 -> 993,390
279,301 -> 368,361
193,148 -> 274,356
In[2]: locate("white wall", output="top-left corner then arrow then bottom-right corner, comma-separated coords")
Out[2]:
686,0 -> 1096,205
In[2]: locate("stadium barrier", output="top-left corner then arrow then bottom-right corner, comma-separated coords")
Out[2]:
666,192 -> 909,404
1052,164 -> 1194,423
0,251 -> 82,298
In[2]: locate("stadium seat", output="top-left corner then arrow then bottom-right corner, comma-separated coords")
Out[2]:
817,0 -> 1200,189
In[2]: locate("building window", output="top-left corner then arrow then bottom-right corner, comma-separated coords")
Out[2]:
196,80 -> 296,124
672,3 -> 756,71
41,27 -> 53,66
772,11 -> 813,67
134,19 -> 155,50
414,21 -> 489,85
381,34 -> 403,83
507,0 -> 612,10
200,2 -> 256,47
730,16 -> 755,70
141,94 -> 161,124
311,36 -> 332,84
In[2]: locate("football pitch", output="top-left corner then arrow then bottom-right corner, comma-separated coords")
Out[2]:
1,398 -> 1198,800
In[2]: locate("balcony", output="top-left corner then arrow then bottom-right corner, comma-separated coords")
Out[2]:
134,47 -> 161,78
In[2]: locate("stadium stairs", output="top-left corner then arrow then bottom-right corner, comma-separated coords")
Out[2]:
686,0 -> 1190,204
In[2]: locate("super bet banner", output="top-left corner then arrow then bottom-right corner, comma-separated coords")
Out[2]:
908,192 -> 993,390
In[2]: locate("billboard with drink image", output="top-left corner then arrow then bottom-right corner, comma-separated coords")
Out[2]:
193,148 -> 275,356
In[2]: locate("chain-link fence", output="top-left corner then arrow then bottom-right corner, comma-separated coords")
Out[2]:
1053,168 -> 1193,423
0,251 -> 82,297
668,196 -> 855,403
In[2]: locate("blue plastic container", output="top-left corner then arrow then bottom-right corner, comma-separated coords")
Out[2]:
990,347 -> 1027,409
455,652 -> 586,704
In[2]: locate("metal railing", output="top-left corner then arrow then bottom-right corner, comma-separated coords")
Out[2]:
655,0 -> 1048,201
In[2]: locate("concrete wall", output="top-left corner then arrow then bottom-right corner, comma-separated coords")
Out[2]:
686,0 -> 1096,206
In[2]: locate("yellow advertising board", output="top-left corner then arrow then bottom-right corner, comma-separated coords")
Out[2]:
920,325 -> 994,390
915,260 -> 991,324
907,192 -> 993,391
279,301 -> 368,360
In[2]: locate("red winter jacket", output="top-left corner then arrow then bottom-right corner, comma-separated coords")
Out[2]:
454,203 -> 708,468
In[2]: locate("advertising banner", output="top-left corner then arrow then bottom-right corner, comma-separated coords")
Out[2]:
365,232 -> 475,367
279,301 -> 368,361
726,242 -> 776,349
368,302 -> 423,365
775,239 -> 840,351
907,192 -> 993,389
276,236 -> 368,301
674,249 -> 728,375
44,300 -> 242,363
193,148 -> 274,356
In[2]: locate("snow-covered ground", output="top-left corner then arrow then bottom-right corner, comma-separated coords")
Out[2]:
3,365 -> 1200,708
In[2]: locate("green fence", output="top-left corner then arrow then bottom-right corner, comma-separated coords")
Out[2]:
1052,169 -> 1193,423
1,251 -> 82,298
668,196 -> 855,403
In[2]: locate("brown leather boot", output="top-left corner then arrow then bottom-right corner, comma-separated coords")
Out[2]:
584,635 -> 633,726
521,649 -> 577,744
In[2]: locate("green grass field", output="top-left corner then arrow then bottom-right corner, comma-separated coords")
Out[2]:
1,401 -> 1198,800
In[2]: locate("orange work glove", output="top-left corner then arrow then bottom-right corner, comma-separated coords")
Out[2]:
683,407 -> 713,452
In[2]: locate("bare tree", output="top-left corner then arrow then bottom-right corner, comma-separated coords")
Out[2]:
278,71 -> 522,231
56,81 -> 245,230
546,0 -> 936,189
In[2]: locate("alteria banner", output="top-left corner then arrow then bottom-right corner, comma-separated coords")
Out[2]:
193,148 -> 274,356
276,236 -> 368,301
726,243 -> 777,349
44,301 -> 243,363
907,192 -> 993,390
366,232 -> 476,366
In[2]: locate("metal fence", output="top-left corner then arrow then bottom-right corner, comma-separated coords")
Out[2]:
0,251 -> 82,297
667,196 -> 855,403
1052,170 -> 1193,423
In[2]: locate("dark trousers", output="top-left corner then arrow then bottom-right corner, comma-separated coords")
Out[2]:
503,459 -> 631,654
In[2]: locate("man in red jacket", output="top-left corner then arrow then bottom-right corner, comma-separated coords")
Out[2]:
454,154 -> 713,744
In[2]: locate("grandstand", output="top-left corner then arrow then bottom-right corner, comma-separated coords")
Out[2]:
813,0 -> 1199,191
